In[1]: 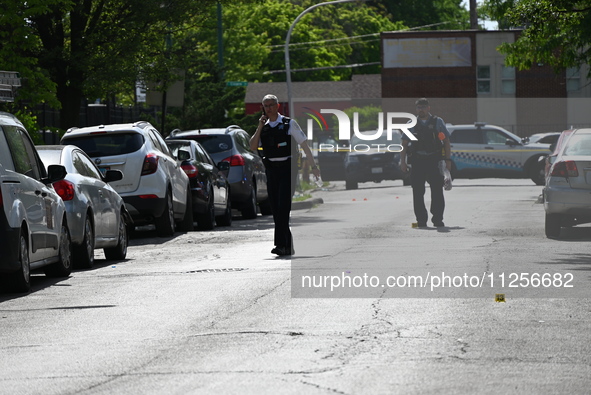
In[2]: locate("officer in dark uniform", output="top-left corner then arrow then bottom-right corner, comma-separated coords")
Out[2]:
400,98 -> 451,227
250,94 -> 320,256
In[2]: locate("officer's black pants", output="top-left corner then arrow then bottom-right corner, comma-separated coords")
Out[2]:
265,159 -> 298,251
410,155 -> 445,224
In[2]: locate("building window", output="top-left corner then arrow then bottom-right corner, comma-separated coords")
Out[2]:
566,67 -> 580,92
477,66 -> 490,94
501,66 -> 515,95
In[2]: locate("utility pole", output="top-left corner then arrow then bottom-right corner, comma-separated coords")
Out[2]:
470,0 -> 478,29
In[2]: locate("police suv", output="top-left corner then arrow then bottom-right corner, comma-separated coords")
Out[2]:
448,123 -> 551,185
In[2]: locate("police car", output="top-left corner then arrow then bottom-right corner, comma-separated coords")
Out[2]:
447,123 -> 551,185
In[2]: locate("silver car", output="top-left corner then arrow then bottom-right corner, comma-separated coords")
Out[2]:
543,128 -> 591,238
37,145 -> 130,267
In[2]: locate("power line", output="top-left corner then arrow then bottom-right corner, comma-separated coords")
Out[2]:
263,62 -> 380,74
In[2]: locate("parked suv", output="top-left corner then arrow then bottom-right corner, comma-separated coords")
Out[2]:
447,123 -> 551,185
0,112 -> 72,293
167,126 -> 270,219
61,122 -> 192,236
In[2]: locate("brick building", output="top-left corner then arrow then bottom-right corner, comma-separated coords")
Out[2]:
381,30 -> 591,136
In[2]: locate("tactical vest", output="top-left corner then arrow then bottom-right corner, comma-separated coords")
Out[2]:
260,116 -> 298,159
408,115 -> 444,158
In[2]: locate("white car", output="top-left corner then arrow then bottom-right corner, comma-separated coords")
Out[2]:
0,112 -> 72,293
447,123 -> 551,185
61,121 -> 193,237
543,128 -> 591,238
38,145 -> 131,268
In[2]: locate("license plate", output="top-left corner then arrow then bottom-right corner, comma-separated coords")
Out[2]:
99,166 -> 110,176
371,167 -> 383,174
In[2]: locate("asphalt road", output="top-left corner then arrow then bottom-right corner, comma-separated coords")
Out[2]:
1,178 -> 590,394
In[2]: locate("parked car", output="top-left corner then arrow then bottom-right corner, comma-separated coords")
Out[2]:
527,132 -> 561,146
343,130 -> 410,190
165,140 -> 232,230
447,122 -> 551,185
544,129 -> 574,179
37,145 -> 131,268
543,128 -> 591,238
61,121 -> 193,237
0,112 -> 72,293
167,126 -> 270,219
317,136 -> 348,182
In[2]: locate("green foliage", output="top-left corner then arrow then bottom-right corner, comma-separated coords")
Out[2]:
481,0 -> 591,77
373,0 -> 470,30
344,105 -> 384,132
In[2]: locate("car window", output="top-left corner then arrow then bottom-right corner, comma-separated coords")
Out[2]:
4,126 -> 43,179
73,150 -> 102,179
150,129 -> 172,157
563,134 -> 591,156
195,143 -> 213,165
450,129 -> 483,144
0,126 -> 15,171
64,133 -> 144,157
484,129 -> 511,145
191,135 -> 233,153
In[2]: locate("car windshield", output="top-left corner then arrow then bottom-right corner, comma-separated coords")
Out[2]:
63,132 -> 144,157
349,131 -> 402,146
562,133 -> 591,156
189,135 -> 233,153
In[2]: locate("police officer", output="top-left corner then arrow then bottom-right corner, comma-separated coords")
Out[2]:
250,94 -> 320,256
400,98 -> 451,228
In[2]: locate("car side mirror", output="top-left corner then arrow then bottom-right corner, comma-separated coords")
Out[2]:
177,149 -> 191,161
104,169 -> 123,183
43,164 -> 67,184
217,161 -> 230,172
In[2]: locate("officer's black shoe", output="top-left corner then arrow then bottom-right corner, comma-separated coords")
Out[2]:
417,222 -> 427,228
433,221 -> 445,227
271,246 -> 281,255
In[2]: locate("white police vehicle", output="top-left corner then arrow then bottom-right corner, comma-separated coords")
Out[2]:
448,123 -> 551,185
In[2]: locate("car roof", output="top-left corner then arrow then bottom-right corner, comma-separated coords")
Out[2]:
0,111 -> 26,128
63,121 -> 154,136
168,125 -> 244,138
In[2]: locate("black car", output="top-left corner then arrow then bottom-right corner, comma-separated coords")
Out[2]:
166,140 -> 232,230
167,126 -> 270,219
343,130 -> 410,190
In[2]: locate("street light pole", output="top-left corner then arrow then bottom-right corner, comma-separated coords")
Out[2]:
284,0 -> 369,119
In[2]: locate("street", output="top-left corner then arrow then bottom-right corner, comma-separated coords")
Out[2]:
1,179 -> 590,394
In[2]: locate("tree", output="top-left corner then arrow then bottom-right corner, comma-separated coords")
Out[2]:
0,0 -> 254,130
481,0 -> 591,77
370,0 -> 470,30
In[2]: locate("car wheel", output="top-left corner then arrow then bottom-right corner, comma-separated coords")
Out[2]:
197,189 -> 215,230
545,213 -> 562,239
7,229 -> 31,293
345,178 -> 358,190
104,214 -> 128,260
529,158 -> 546,186
177,187 -> 194,232
44,219 -> 72,277
216,194 -> 233,227
155,191 -> 175,237
259,198 -> 272,216
241,186 -> 258,219
74,215 -> 94,269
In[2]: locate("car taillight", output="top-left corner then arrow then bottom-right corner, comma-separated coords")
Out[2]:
222,154 -> 245,166
551,161 -> 578,178
53,180 -> 75,201
181,163 -> 198,178
141,153 -> 159,175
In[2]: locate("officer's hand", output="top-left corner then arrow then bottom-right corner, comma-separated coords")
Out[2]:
400,162 -> 408,173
